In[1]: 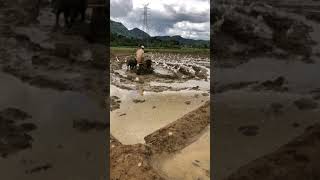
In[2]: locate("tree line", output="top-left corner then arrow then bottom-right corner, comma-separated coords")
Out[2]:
110,33 -> 209,49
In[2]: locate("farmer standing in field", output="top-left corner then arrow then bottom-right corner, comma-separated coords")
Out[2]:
136,45 -> 145,75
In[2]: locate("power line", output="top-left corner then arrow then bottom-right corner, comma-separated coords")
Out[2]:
142,3 -> 150,34
141,3 -> 150,46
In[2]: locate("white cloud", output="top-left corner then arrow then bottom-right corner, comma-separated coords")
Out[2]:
167,21 -> 210,40
110,0 -> 133,17
174,21 -> 210,32
110,0 -> 210,40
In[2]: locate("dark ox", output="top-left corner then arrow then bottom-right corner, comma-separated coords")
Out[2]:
145,59 -> 152,69
126,59 -> 137,70
52,0 -> 87,28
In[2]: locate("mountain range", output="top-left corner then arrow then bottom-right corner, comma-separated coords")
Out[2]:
110,20 -> 209,48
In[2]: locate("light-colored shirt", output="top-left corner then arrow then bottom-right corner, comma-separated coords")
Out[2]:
136,48 -> 144,64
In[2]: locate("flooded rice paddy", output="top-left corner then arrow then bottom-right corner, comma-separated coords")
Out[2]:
110,53 -> 210,179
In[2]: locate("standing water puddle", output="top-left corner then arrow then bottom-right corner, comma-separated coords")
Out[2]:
153,127 -> 210,180
0,72 -> 107,180
214,56 -> 320,178
216,58 -> 320,94
110,85 -> 209,144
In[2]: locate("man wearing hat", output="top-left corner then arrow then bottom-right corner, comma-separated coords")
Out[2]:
136,45 -> 145,74
136,45 -> 145,64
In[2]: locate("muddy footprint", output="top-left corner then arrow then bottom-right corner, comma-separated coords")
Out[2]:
0,107 -> 32,120
133,99 -> 145,103
238,126 -> 259,136
25,163 -> 52,174
294,98 -> 318,110
0,108 -> 35,157
73,118 -> 108,132
111,96 -> 121,111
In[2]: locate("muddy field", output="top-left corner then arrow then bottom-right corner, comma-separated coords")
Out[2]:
110,51 -> 210,179
213,0 -> 320,179
0,0 -> 107,179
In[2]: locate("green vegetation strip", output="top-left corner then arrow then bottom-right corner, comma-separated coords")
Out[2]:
111,47 -> 210,55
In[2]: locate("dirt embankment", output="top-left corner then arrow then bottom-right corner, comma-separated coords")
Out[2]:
225,124 -> 320,180
145,101 -> 210,153
110,101 -> 210,179
110,141 -> 165,180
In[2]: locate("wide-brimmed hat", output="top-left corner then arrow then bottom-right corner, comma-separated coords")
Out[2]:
141,45 -> 144,49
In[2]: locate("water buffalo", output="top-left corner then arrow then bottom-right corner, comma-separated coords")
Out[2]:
145,59 -> 152,69
51,0 -> 87,28
127,58 -> 137,70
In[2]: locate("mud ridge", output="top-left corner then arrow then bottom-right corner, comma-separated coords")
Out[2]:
110,101 -> 210,179
225,124 -> 320,180
110,138 -> 165,180
144,101 -> 210,153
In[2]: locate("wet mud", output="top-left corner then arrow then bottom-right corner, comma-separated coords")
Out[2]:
213,0 -> 320,179
0,1 -> 107,179
0,1 -> 107,106
152,128 -> 210,180
110,102 -> 210,180
110,51 -> 210,179
0,107 -> 35,158
0,71 -> 107,179
226,124 -> 320,180
111,53 -> 209,93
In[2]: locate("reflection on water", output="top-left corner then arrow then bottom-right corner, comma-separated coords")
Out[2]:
0,72 -> 107,180
138,84 -> 145,96
154,127 -> 210,180
135,77 -> 145,96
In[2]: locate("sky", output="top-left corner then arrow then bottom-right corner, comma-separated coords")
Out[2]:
110,0 -> 210,40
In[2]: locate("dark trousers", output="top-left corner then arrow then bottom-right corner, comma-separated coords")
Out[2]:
136,63 -> 144,75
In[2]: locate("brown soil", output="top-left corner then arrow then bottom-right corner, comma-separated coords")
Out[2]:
214,0 -> 320,179
110,141 -> 165,180
110,96 -> 121,111
225,124 -> 320,180
145,101 -> 210,153
110,53 -> 209,93
0,2 -> 108,179
0,1 -> 107,106
73,118 -> 108,132
110,46 -> 210,179
110,101 -> 210,179
0,107 -> 36,158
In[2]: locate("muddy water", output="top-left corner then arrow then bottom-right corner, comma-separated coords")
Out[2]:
214,90 -> 320,179
111,53 -> 211,179
154,127 -> 210,180
111,54 -> 210,92
214,16 -> 320,177
214,57 -> 320,179
110,85 -> 209,144
216,58 -> 320,93
111,54 -> 210,144
150,79 -> 209,91
0,72 -> 107,180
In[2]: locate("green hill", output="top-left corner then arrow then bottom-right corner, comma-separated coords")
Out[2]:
110,20 -> 209,48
